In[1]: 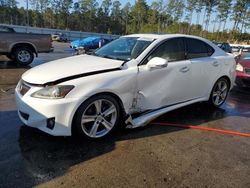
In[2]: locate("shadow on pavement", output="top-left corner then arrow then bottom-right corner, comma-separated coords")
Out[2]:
0,59 -> 31,69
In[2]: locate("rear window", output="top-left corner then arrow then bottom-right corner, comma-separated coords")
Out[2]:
186,38 -> 214,59
0,27 -> 15,32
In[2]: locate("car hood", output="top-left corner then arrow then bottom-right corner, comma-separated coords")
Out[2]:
22,55 -> 123,85
239,59 -> 250,68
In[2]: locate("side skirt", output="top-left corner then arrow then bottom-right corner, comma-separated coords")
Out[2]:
125,97 -> 207,129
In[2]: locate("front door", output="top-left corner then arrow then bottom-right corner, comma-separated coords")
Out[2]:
136,38 -> 193,111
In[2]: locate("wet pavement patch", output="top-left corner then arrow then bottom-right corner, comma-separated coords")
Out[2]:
152,122 -> 250,137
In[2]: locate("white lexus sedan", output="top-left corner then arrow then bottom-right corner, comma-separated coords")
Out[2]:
15,34 -> 236,139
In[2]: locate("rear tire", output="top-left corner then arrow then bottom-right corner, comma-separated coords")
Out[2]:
208,78 -> 229,108
14,47 -> 34,65
73,94 -> 122,140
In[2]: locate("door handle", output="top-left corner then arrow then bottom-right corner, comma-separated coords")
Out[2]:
180,66 -> 190,73
213,61 -> 219,67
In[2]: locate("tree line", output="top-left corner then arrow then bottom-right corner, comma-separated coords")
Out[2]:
0,0 -> 249,43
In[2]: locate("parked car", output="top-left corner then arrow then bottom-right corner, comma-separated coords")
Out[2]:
0,26 -> 53,65
242,46 -> 250,53
70,37 -> 112,52
214,42 -> 232,53
51,33 -> 68,42
15,34 -> 236,139
231,46 -> 240,53
235,54 -> 250,87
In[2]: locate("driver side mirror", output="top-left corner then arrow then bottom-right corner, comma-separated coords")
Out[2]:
146,57 -> 168,71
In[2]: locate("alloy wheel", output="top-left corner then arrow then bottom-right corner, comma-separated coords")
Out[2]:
17,50 -> 31,63
81,99 -> 117,138
212,80 -> 228,106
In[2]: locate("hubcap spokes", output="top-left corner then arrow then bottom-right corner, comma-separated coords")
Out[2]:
18,50 -> 30,62
212,81 -> 228,106
81,99 -> 117,138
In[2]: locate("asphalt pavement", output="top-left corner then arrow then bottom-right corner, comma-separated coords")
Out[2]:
0,42 -> 249,188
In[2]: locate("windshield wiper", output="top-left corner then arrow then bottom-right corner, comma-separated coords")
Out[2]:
100,55 -> 126,61
91,52 -> 127,61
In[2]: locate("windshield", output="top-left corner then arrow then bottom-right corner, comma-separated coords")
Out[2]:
94,37 -> 153,61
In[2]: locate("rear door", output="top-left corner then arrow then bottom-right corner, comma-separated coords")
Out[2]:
185,37 -> 221,98
136,37 -> 194,111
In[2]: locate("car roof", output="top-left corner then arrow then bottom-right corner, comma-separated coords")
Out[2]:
123,33 -> 207,41
122,33 -> 227,57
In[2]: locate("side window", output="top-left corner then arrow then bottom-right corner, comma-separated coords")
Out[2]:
0,27 -> 8,32
147,38 -> 185,63
186,38 -> 214,59
0,27 -> 14,32
207,45 -> 214,56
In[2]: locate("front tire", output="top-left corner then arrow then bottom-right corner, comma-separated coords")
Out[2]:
208,78 -> 229,108
73,94 -> 121,140
14,47 -> 34,65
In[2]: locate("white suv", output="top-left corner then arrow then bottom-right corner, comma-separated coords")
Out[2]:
15,34 -> 236,139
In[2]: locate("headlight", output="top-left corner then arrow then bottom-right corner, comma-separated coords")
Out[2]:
236,63 -> 243,72
31,85 -> 74,99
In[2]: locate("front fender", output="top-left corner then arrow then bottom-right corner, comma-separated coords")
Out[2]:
63,66 -> 138,115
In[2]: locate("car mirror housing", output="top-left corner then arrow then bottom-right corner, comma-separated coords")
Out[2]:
146,57 -> 168,70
